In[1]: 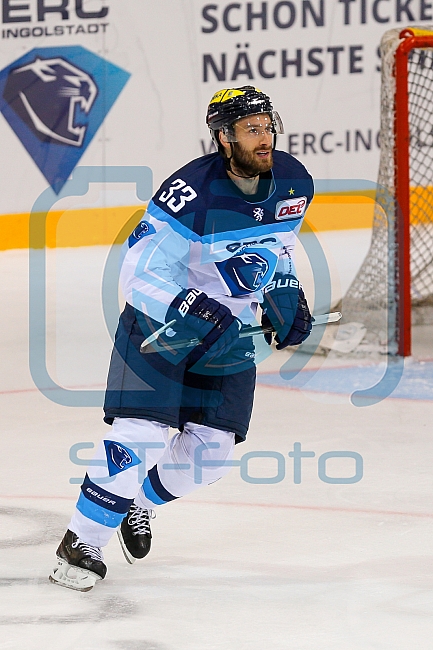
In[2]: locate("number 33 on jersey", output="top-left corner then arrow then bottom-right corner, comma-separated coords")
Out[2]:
158,178 -> 198,214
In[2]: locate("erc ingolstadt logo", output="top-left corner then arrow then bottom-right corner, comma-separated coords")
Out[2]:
0,45 -> 130,193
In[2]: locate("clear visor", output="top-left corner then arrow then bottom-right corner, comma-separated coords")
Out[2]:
222,111 -> 284,143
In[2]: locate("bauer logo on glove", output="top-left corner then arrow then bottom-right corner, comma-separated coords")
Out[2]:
263,275 -> 300,293
167,288 -> 241,363
261,272 -> 313,349
177,288 -> 204,317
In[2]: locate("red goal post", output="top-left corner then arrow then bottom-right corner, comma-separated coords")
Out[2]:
395,28 -> 433,356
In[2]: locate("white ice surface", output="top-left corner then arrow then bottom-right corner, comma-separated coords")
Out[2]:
1,244 -> 433,650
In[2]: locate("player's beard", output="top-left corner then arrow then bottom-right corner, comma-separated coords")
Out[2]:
230,142 -> 273,177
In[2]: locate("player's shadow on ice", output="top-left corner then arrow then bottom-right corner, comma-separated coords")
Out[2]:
112,641 -> 170,650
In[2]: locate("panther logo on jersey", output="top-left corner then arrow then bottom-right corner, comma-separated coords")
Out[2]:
216,247 -> 278,296
3,56 -> 98,147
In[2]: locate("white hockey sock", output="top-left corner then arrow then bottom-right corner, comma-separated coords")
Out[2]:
69,418 -> 168,547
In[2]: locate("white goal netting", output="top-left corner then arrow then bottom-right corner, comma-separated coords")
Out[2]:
342,27 -> 433,353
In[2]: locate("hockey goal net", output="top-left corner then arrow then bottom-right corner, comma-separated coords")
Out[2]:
343,27 -> 433,356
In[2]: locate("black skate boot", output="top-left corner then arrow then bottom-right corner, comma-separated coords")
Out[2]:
49,530 -> 107,592
117,503 -> 155,564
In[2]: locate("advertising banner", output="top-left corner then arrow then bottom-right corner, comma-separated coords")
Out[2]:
0,1 -> 430,248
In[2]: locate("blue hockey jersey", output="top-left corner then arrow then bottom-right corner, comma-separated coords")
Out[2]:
120,150 -> 314,326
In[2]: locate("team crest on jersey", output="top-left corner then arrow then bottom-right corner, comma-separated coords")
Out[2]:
275,196 -> 307,221
128,220 -> 156,247
253,207 -> 264,221
216,247 -> 277,296
104,440 -> 142,477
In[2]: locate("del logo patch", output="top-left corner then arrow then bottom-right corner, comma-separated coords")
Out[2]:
104,440 -> 141,477
275,196 -> 307,221
0,46 -> 130,193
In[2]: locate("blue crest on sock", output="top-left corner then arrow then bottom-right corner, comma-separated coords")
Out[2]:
104,440 -> 141,477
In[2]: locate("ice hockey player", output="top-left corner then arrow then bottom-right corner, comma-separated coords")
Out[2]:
50,86 -> 314,591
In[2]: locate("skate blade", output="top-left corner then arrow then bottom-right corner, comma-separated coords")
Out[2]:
49,557 -> 102,592
117,529 -> 136,565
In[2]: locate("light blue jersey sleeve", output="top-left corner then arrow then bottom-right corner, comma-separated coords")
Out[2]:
119,202 -> 191,324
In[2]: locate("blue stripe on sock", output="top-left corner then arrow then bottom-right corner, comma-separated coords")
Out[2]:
76,493 -> 127,528
143,465 -> 178,505
142,476 -> 167,505
80,473 -> 134,514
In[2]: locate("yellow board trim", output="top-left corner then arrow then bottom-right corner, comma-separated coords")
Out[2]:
0,205 -> 146,250
302,194 -> 375,232
0,197 -> 374,250
1,187 -> 430,249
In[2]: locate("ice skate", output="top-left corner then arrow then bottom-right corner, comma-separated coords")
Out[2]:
117,503 -> 155,564
49,529 -> 107,592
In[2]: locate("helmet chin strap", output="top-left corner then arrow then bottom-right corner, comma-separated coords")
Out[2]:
227,164 -> 260,180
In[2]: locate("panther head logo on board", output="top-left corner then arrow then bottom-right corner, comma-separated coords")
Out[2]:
3,56 -> 98,147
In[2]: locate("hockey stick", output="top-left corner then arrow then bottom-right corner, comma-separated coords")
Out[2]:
140,312 -> 342,354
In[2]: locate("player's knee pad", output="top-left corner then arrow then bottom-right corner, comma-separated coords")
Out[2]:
173,422 -> 235,483
142,424 -> 235,500
111,417 -> 169,444
110,417 -> 169,476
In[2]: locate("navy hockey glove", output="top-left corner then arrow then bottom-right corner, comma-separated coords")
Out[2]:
166,288 -> 241,360
261,273 -> 313,349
